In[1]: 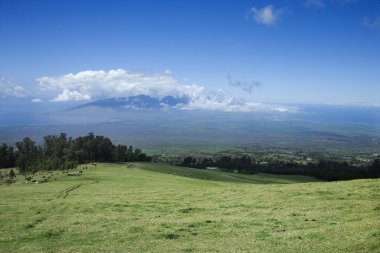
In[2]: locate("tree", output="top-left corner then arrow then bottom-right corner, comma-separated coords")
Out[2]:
0,143 -> 8,168
9,168 -> 16,179
15,137 -> 39,174
232,156 -> 253,172
0,144 -> 15,168
200,158 -> 213,167
114,144 -> 127,162
41,133 -> 72,170
215,155 -> 232,170
7,146 -> 16,168
368,159 -> 380,178
94,135 -> 114,162
183,156 -> 196,166
126,146 -> 134,161
6,133 -> 150,173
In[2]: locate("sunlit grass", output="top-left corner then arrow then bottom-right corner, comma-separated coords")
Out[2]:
0,163 -> 379,252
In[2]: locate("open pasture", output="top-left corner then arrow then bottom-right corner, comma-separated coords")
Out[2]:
0,163 -> 379,252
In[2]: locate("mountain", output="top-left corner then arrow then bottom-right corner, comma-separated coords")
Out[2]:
70,95 -> 189,111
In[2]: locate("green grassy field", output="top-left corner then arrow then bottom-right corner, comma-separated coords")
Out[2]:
0,163 -> 379,252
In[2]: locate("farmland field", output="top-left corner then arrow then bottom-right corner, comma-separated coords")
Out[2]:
0,163 -> 379,252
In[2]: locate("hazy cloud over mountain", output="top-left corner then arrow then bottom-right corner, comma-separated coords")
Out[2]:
37,69 -> 296,113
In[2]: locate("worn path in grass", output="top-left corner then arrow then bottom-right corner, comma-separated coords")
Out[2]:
0,163 -> 379,252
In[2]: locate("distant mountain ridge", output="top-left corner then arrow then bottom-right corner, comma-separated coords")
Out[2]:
70,95 -> 190,111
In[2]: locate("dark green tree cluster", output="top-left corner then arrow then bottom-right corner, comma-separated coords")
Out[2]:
307,159 -> 380,180
0,133 -> 151,174
215,155 -> 253,173
114,145 -> 148,162
15,137 -> 42,173
0,144 -> 16,169
179,155 -> 380,181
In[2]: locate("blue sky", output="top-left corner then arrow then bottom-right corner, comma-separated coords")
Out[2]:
0,0 -> 379,107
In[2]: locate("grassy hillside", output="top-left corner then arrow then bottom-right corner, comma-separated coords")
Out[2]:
0,163 -> 379,252
137,163 -> 321,184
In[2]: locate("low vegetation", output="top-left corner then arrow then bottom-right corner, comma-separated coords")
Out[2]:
0,163 -> 378,252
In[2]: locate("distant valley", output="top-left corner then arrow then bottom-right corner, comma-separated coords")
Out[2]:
0,96 -> 379,157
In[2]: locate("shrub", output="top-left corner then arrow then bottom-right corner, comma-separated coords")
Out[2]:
9,169 -> 16,179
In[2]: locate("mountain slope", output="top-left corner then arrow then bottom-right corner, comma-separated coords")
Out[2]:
70,95 -> 189,111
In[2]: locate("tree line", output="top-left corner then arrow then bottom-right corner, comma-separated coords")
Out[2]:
180,155 -> 380,181
2,133 -> 379,181
0,133 -> 151,174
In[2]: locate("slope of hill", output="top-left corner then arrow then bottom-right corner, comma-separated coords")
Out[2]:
0,163 -> 378,252
137,163 -> 321,184
69,95 -> 189,111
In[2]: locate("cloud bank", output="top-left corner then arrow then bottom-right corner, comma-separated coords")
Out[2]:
37,69 -> 296,113
37,69 -> 202,102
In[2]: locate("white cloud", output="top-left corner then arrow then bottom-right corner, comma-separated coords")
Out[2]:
52,89 -> 91,102
37,69 -> 186,101
37,68 -> 296,113
32,98 -> 42,103
363,16 -> 380,31
303,0 -> 325,8
246,5 -> 286,26
0,76 -> 27,98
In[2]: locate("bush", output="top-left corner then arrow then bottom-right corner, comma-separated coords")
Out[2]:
9,169 -> 16,179
5,178 -> 14,184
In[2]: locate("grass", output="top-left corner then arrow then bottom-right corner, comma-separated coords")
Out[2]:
137,163 -> 322,184
0,163 -> 379,252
